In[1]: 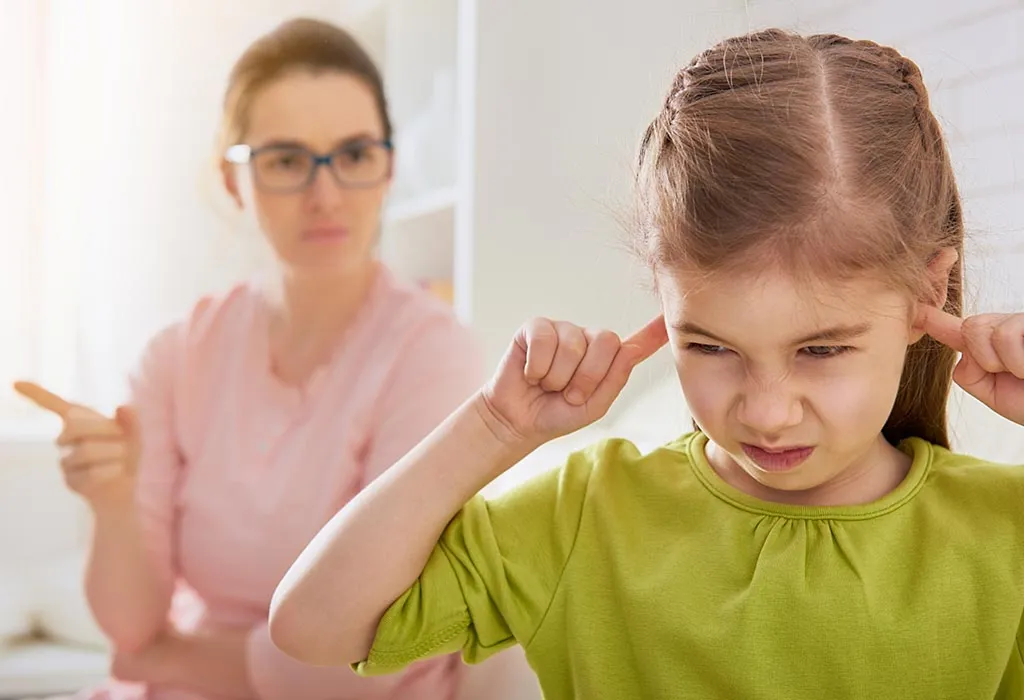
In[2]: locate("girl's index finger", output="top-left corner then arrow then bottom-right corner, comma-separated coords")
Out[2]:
921,306 -> 965,353
621,315 -> 669,365
13,381 -> 75,418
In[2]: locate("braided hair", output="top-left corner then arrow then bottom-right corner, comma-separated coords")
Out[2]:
633,29 -> 964,447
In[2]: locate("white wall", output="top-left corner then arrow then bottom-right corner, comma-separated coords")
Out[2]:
465,0 -> 748,405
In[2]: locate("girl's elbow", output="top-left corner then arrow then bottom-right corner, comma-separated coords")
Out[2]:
268,590 -> 353,666
268,594 -> 315,662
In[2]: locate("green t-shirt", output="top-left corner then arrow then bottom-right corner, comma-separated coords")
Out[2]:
355,432 -> 1024,699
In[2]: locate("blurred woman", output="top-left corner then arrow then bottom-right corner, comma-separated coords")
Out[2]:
19,17 -> 483,700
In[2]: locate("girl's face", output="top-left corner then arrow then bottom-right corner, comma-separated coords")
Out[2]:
659,267 -> 926,497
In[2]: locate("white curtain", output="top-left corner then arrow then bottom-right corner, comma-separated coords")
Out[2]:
0,0 -> 79,434
0,1 -> 349,432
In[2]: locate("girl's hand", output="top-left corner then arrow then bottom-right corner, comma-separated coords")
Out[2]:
479,316 -> 668,447
922,308 -> 1024,426
12,381 -> 140,509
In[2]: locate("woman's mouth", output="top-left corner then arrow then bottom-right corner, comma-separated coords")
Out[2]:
741,443 -> 815,472
302,226 -> 349,242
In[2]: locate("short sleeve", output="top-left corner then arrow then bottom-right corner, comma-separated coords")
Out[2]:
353,451 -> 596,676
129,322 -> 188,593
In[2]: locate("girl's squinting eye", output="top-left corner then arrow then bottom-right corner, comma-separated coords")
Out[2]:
686,343 -> 729,355
802,345 -> 852,358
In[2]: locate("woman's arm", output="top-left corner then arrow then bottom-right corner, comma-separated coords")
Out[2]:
113,621 -> 417,700
15,326 -> 183,653
85,497 -> 175,653
112,627 -> 252,699
86,325 -> 185,652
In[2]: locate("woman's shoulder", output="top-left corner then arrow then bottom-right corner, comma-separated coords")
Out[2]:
375,269 -> 470,335
366,269 -> 482,365
142,283 -> 257,359
181,283 -> 257,340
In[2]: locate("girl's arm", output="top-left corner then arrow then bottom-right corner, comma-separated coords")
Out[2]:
269,317 -> 667,665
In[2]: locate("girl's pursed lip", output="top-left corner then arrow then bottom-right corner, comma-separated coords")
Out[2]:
741,443 -> 815,471
747,444 -> 811,453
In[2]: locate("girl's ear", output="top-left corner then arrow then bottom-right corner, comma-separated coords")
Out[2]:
909,247 -> 958,343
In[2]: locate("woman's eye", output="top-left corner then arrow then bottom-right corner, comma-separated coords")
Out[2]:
802,345 -> 851,358
686,343 -> 729,355
340,146 -> 368,163
267,152 -> 307,170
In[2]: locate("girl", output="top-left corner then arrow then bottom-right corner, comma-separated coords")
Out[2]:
269,29 -> 1024,699
14,17 -> 509,700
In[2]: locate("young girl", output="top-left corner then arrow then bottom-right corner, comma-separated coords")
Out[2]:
269,29 -> 1024,698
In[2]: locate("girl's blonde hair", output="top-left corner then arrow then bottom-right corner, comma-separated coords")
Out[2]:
634,29 -> 964,447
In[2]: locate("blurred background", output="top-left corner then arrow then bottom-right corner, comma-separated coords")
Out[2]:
0,0 -> 1021,695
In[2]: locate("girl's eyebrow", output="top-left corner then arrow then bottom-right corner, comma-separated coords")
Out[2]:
792,323 -> 873,344
673,321 -> 873,346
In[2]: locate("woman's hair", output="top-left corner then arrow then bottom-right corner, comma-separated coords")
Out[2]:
634,29 -> 964,448
218,17 -> 392,152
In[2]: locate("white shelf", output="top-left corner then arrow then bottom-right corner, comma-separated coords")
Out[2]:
384,187 -> 458,226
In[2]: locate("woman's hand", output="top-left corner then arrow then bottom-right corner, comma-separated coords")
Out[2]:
111,627 -> 255,698
478,316 -> 668,448
923,308 -> 1024,426
12,381 -> 140,509
111,632 -> 180,685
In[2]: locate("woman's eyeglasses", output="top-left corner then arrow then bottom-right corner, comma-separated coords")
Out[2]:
225,139 -> 393,193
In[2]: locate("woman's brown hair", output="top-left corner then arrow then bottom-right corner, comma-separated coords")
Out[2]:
634,29 -> 964,447
218,17 -> 392,151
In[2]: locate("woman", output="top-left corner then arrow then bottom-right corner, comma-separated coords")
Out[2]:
16,17 -> 484,700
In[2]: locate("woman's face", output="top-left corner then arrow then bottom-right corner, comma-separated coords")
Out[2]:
223,70 -> 391,280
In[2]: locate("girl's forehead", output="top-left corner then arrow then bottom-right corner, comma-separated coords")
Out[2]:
657,267 -> 910,324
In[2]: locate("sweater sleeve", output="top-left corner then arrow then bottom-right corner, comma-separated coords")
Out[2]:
353,451 -> 596,676
129,321 -> 188,596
